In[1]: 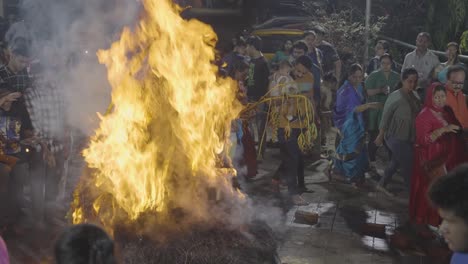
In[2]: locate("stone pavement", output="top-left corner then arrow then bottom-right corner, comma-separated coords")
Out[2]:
3,133 -> 448,263
247,140 -> 444,264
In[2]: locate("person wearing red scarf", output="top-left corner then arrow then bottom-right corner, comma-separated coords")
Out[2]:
410,83 -> 468,227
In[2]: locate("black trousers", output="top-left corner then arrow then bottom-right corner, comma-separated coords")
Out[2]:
278,128 -> 304,195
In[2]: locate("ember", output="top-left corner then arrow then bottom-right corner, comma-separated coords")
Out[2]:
116,221 -> 278,264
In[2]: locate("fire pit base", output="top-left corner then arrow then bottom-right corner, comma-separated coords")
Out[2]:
117,221 -> 279,264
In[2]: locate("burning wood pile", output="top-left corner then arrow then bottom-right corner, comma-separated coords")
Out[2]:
69,0 -> 278,262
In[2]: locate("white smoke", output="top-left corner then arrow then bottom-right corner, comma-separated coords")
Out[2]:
16,0 -> 140,135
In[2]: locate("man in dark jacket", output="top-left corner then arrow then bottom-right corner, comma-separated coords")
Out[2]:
245,35 -> 269,158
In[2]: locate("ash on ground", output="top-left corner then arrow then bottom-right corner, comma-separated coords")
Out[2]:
118,221 -> 279,264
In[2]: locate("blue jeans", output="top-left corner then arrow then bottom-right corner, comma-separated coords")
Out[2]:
379,136 -> 413,189
278,128 -> 304,195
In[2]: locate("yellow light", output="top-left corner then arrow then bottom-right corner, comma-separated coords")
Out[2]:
72,0 -> 245,231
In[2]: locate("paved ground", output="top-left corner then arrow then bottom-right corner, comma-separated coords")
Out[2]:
247,130 -> 449,264
3,132 -> 450,263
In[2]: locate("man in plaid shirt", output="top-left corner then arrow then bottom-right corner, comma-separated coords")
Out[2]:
0,38 -> 31,94
25,61 -> 69,206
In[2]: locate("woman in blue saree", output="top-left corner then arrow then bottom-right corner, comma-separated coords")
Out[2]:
333,64 -> 381,185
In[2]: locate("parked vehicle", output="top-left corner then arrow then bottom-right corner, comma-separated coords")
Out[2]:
251,28 -> 304,60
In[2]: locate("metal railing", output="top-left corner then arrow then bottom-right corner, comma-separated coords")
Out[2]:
379,35 -> 468,63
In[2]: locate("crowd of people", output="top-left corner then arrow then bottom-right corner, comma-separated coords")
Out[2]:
0,11 -> 466,264
221,29 -> 468,262
0,16 -> 70,243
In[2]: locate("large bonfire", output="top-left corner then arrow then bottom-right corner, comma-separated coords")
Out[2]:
71,0 -> 250,235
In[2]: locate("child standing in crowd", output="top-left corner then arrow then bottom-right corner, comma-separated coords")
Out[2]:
269,60 -> 298,121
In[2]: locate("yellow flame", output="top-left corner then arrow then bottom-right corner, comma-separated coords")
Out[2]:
74,0 -> 244,229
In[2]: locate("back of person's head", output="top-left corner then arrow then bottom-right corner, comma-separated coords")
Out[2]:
295,55 -> 312,71
292,41 -> 308,53
246,35 -> 262,52
446,64 -> 466,80
429,164 -> 468,225
55,224 -> 116,264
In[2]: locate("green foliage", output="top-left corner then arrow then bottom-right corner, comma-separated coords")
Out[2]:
308,10 -> 387,64
426,0 -> 468,49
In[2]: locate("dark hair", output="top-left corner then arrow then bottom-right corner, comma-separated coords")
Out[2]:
393,68 -> 418,90
303,30 -> 317,38
348,63 -> 363,76
379,53 -> 393,63
9,37 -> 30,57
55,224 -> 116,264
292,41 -> 308,53
447,42 -> 459,50
401,67 -> 419,81
446,64 -> 466,80
278,60 -> 292,69
295,55 -> 312,71
447,42 -> 460,64
377,40 -> 390,52
433,84 -> 446,94
246,36 -> 262,52
282,40 -> 292,52
418,32 -> 431,42
323,72 -> 337,84
234,36 -> 246,48
228,60 -> 249,78
429,163 -> 468,225
314,26 -> 326,36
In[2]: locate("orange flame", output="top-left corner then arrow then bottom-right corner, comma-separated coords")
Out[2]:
73,0 -> 246,230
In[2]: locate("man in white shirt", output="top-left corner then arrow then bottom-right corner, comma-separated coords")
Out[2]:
401,32 -> 439,100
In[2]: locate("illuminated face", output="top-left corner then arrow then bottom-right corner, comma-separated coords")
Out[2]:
236,45 -> 247,56
292,48 -> 306,60
380,57 -> 392,72
402,74 -> 418,91
234,69 -> 247,82
447,46 -> 458,61
284,40 -> 293,51
245,44 -> 255,57
348,70 -> 363,87
439,208 -> 468,253
375,43 -> 385,56
9,53 -> 29,72
433,90 -> 447,108
304,34 -> 316,49
416,34 -> 430,51
448,71 -> 466,91
293,63 -> 308,79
